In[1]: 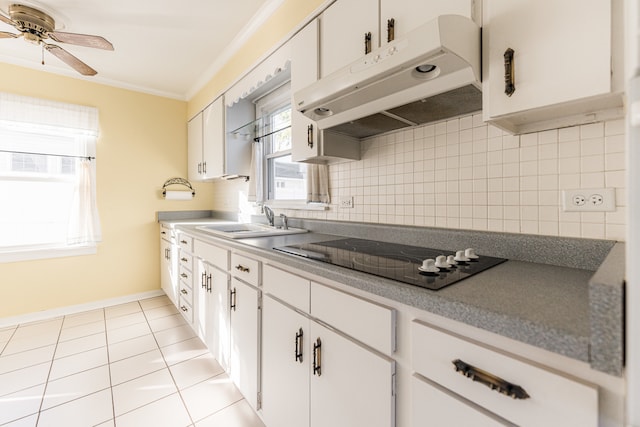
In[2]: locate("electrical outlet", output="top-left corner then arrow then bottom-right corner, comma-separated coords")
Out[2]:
340,196 -> 354,208
562,188 -> 616,212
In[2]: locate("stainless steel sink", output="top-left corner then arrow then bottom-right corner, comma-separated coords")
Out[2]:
195,223 -> 307,239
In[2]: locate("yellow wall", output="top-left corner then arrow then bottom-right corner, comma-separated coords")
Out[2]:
0,62 -> 215,318
0,0 -> 323,318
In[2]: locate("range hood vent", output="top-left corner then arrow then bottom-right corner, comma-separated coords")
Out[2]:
294,15 -> 482,139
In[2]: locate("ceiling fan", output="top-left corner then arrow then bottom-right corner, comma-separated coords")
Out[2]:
0,3 -> 113,76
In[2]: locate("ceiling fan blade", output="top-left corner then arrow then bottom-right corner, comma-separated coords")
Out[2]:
49,31 -> 113,50
45,44 -> 97,76
0,31 -> 18,38
0,12 -> 14,26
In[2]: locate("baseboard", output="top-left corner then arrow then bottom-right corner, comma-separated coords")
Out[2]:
0,289 -> 166,328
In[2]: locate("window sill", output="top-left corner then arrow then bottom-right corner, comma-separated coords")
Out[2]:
266,201 -> 329,211
0,245 -> 97,264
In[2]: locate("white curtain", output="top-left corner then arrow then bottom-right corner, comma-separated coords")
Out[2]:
248,141 -> 264,204
67,159 -> 102,244
306,164 -> 330,204
0,91 -> 102,247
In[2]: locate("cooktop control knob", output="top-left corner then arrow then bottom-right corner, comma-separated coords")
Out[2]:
454,250 -> 470,262
465,248 -> 479,259
419,259 -> 439,273
435,255 -> 451,269
446,255 -> 458,266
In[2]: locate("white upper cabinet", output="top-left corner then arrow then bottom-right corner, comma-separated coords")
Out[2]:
380,0 -> 475,44
319,0 -> 476,78
320,0 -> 378,78
482,0 -> 624,134
202,97 -> 224,178
187,112 -> 203,181
187,96 -> 225,181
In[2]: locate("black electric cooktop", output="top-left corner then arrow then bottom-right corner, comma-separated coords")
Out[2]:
274,238 -> 507,291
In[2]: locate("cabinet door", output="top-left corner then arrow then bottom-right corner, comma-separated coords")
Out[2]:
291,111 -> 319,162
160,238 -> 177,304
483,0 -> 611,119
202,97 -> 225,179
292,19 -> 319,94
187,112 -> 203,181
210,266 -> 230,372
310,321 -> 395,427
320,0 -> 378,78
412,374 -> 513,427
261,296 -> 310,427
380,0 -> 473,43
229,278 -> 260,409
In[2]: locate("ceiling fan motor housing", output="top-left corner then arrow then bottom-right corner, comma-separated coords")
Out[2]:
9,4 -> 55,36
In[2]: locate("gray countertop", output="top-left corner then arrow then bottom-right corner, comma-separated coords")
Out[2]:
159,213 -> 624,376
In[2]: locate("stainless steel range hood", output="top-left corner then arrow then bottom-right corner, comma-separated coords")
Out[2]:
293,15 -> 482,139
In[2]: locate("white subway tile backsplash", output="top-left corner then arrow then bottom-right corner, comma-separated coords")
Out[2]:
283,115 -> 626,242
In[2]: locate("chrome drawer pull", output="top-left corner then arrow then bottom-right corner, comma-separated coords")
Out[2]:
235,265 -> 250,273
452,359 -> 530,400
181,257 -> 188,262
180,305 -> 188,312
181,289 -> 188,295
181,273 -> 188,278
180,239 -> 188,244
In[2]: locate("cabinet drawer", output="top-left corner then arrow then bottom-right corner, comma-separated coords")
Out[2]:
263,265 -> 310,312
178,251 -> 193,271
178,265 -> 192,284
194,239 -> 228,271
411,320 -> 598,427
412,374 -> 513,427
178,297 -> 193,324
177,234 -> 193,253
230,252 -> 259,286
311,282 -> 396,356
160,225 -> 175,242
178,282 -> 193,305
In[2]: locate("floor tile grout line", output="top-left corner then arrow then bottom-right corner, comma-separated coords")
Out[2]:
138,297 -> 196,426
104,303 -> 117,427
34,311 -> 70,426
0,326 -> 17,356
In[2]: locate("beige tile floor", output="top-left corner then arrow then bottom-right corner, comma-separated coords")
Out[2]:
0,295 -> 265,427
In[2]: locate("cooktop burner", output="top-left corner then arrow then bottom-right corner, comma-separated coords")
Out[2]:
274,238 -> 507,291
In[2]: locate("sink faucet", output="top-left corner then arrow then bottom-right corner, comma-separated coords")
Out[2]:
280,213 -> 288,230
263,205 -> 275,226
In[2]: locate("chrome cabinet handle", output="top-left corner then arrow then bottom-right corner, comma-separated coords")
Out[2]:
201,272 -> 207,289
312,338 -> 322,376
181,257 -> 188,262
452,359 -> 529,400
235,265 -> 250,273
181,289 -> 188,295
295,328 -> 304,363
203,161 -> 207,174
181,305 -> 188,312
198,162 -> 202,174
206,274 -> 212,293
180,239 -> 187,244
504,48 -> 515,97
181,273 -> 188,279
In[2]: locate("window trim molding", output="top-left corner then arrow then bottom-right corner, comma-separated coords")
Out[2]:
0,244 -> 97,264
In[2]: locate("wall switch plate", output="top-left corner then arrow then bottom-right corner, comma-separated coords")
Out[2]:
562,188 -> 616,212
340,196 -> 354,208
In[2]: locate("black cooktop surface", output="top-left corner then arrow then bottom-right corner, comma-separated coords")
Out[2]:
274,238 -> 507,291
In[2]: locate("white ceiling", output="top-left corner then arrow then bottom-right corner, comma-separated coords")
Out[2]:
0,0 -> 284,100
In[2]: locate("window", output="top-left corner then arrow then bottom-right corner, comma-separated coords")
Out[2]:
256,83 -> 307,202
0,92 -> 101,262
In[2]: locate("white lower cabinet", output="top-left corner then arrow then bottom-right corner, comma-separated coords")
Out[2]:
411,374 -> 514,427
411,320 -> 598,427
159,229 -> 178,304
229,277 -> 260,410
261,296 -> 310,427
195,259 -> 229,368
261,265 -> 396,427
